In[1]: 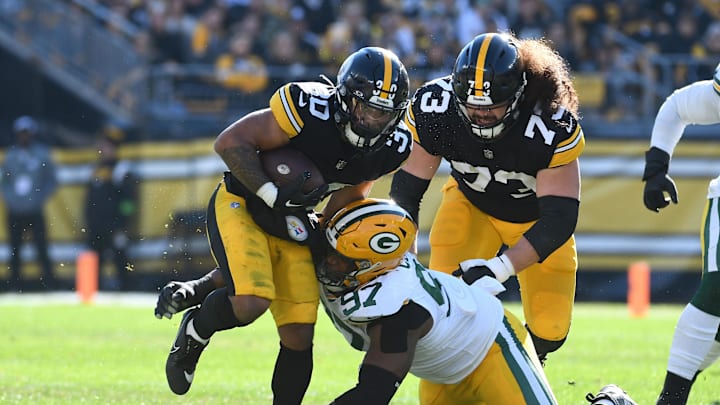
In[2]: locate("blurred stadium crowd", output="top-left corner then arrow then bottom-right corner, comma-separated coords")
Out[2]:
2,0 -> 719,143
83,0 -> 720,121
1,0 -> 720,293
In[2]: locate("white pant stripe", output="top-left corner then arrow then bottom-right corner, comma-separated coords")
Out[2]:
497,322 -> 556,404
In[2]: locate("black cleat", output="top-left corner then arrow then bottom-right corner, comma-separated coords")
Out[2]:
586,384 -> 638,405
165,307 -> 208,395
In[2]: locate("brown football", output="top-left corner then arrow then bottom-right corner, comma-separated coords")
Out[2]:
259,147 -> 325,193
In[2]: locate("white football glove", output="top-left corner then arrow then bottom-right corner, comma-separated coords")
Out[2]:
452,254 -> 515,296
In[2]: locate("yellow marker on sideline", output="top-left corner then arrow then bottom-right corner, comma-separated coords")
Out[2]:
628,261 -> 650,318
76,250 -> 98,304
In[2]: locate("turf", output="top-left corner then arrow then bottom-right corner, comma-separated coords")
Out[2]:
0,295 -> 718,404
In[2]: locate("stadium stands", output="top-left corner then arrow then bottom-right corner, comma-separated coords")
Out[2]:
0,0 -> 718,296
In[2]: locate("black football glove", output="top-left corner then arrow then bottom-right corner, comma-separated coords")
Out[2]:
274,171 -> 328,212
642,147 -> 678,212
154,275 -> 215,320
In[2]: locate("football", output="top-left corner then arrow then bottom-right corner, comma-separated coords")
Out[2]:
259,147 -> 325,193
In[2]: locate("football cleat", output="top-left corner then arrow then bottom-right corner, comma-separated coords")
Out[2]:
165,307 -> 208,395
586,384 -> 638,405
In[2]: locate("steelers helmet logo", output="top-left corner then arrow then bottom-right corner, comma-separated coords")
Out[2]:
369,232 -> 401,254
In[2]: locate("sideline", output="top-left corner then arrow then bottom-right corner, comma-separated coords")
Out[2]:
0,291 -> 156,306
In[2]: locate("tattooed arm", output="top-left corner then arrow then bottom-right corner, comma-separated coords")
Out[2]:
213,108 -> 291,193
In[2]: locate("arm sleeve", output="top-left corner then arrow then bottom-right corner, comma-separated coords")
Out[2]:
331,364 -> 402,405
389,169 -> 430,225
651,81 -> 720,154
523,195 -> 579,262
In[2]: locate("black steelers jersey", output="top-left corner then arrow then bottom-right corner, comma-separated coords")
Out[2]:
405,76 -> 584,223
269,81 -> 411,188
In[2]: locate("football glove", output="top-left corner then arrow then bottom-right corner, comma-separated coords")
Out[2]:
260,171 -> 328,212
452,254 -> 514,295
642,147 -> 678,212
154,275 -> 215,320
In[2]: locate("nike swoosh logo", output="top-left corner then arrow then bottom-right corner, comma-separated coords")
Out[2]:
184,371 -> 194,383
285,201 -> 303,208
298,92 -> 307,107
170,345 -> 181,354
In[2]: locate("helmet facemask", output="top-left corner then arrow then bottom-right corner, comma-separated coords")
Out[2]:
455,74 -> 526,141
338,92 -> 405,152
315,242 -> 390,294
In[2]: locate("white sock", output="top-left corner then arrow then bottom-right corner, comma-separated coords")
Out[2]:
667,304 -> 720,379
186,318 -> 210,346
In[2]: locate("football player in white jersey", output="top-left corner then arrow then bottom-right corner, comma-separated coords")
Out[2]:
317,198 -> 636,405
642,64 -> 720,405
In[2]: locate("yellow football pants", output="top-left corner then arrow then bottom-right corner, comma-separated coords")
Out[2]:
419,310 -> 557,404
206,181 -> 319,326
428,178 -> 577,342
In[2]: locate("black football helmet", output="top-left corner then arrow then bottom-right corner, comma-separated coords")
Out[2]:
334,47 -> 410,153
452,33 -> 526,141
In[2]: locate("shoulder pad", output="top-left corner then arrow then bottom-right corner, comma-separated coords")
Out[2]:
529,104 -> 582,137
269,82 -> 335,136
406,75 -> 456,148
414,75 -> 453,99
547,106 -> 584,166
294,81 -> 335,98
549,107 -> 581,134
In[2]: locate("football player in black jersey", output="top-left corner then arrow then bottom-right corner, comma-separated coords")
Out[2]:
153,47 -> 411,402
390,32 -> 584,364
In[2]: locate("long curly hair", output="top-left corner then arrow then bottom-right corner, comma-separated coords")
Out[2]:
514,33 -> 580,118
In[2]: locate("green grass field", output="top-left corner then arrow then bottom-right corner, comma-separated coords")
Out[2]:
0,294 -> 718,404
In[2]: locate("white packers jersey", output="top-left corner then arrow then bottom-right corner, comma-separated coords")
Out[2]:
320,253 -> 505,384
650,80 -> 720,197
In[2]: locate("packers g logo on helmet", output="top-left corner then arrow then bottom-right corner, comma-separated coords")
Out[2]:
317,198 -> 417,292
369,232 -> 402,254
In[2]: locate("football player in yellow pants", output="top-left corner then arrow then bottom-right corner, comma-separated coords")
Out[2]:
154,47 -> 412,403
430,179 -> 577,355
390,32 -> 583,364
